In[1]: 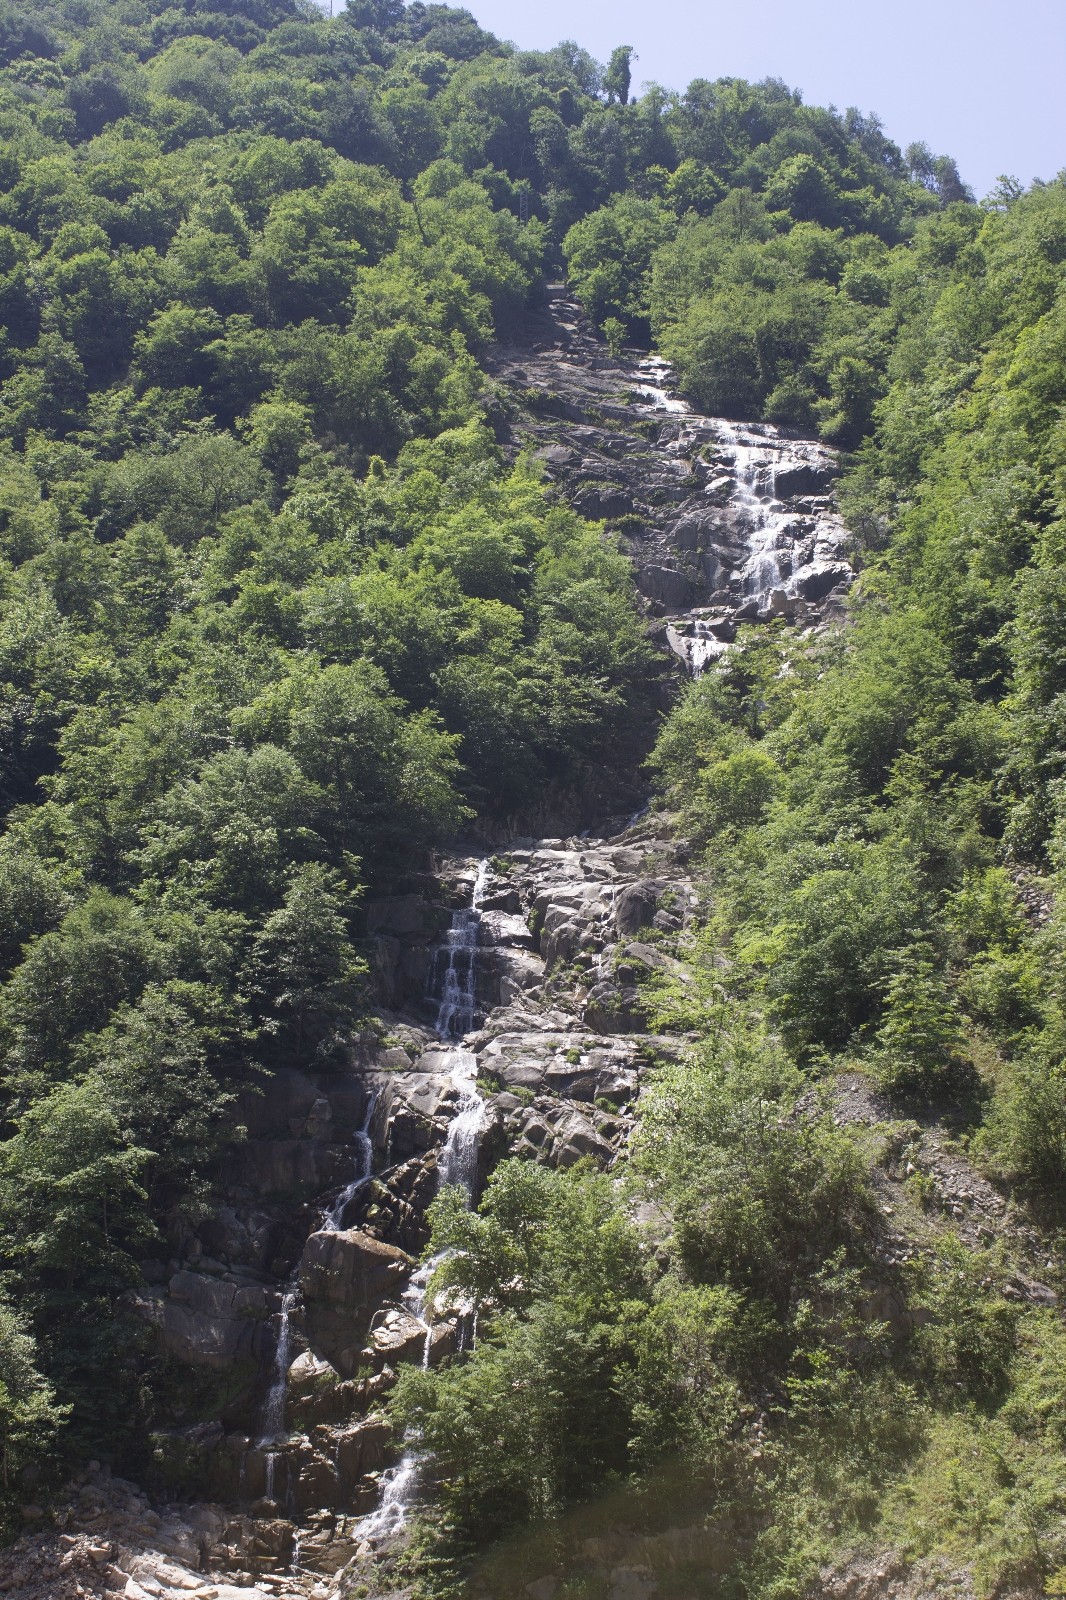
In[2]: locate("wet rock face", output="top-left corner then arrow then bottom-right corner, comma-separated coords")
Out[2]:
486,288 -> 855,677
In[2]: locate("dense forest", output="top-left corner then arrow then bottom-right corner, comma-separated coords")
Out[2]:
0,0 -> 1065,1594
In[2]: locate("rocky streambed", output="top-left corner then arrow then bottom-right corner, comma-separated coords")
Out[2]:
487,285 -> 854,673
0,299 -> 861,1598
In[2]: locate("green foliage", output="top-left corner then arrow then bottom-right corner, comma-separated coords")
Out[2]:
0,0 -> 674,1482
634,1012 -> 869,1307
627,160 -> 1066,1600
867,942 -> 967,1093
0,1294 -> 66,1475
564,195 -> 675,334
246,862 -> 366,1065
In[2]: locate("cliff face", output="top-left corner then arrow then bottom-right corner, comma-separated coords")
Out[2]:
0,305 -> 859,1599
488,286 -> 853,666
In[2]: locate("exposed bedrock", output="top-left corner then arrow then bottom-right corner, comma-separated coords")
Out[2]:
485,286 -> 854,676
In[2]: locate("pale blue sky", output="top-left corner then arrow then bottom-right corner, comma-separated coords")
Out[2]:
465,0 -> 1065,200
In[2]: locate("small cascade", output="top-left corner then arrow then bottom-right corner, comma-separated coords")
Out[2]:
688,619 -> 732,676
322,1093 -> 376,1233
631,352 -> 690,414
429,860 -> 491,1039
715,421 -> 791,611
259,1280 -> 297,1450
355,1048 -> 486,1546
438,1050 -> 484,1203
356,1454 -> 423,1545
254,1095 -> 378,1513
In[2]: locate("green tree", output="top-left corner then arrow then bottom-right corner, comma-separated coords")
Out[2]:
603,45 -> 635,107
246,863 -> 366,1064
0,1295 -> 66,1503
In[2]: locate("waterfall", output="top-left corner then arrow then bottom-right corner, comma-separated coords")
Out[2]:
716,421 -> 791,611
259,1280 -> 297,1449
355,1453 -> 423,1544
400,1257 -> 437,1369
355,931 -> 489,1546
665,419 -> 850,678
322,1093 -> 376,1233
256,1091 -> 377,1491
430,859 -> 491,1040
438,1056 -> 484,1202
688,620 -> 730,677
631,353 -> 690,414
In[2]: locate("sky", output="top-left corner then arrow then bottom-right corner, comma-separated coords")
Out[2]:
462,0 -> 1066,201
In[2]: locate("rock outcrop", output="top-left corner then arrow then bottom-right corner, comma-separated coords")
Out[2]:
485,287 -> 853,675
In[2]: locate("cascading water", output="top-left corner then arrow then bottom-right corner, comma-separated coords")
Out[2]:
354,1453 -> 422,1544
688,620 -> 731,676
715,421 -> 792,611
259,1279 -> 297,1502
631,353 -> 691,414
355,1059 -> 485,1546
261,1285 -> 295,1443
430,859 -> 490,1039
255,1092 -> 378,1512
664,415 -> 850,678
438,1052 -> 484,1203
356,874 -> 490,1547
322,1093 -> 376,1233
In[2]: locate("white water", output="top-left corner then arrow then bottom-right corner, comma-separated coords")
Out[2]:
438,1050 -> 485,1203
259,1281 -> 297,1449
355,878 -> 490,1546
632,354 -> 690,413
254,1092 -> 378,1479
322,1093 -> 376,1233
715,421 -> 792,611
401,1257 -> 438,1370
432,859 -> 490,1039
687,620 -> 731,676
355,1453 -> 423,1544
664,420 -> 850,677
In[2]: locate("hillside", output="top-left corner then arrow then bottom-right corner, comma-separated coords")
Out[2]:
0,1 -> 1065,1597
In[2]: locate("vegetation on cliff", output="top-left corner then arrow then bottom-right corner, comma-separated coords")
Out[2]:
411,151 -> 1066,1600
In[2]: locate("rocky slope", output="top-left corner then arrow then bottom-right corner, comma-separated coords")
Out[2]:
486,285 -> 854,672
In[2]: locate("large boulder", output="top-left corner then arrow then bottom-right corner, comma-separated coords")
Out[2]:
614,880 -> 663,937
794,559 -> 852,601
637,563 -> 698,609
300,1228 -> 409,1374
772,458 -> 837,498
300,1229 -> 409,1314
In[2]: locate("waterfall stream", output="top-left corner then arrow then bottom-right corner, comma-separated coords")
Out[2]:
715,421 -> 793,612
259,1278 -> 298,1504
431,858 -> 490,1038
322,1093 -> 376,1233
256,1088 -> 377,1490
355,867 -> 490,1547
